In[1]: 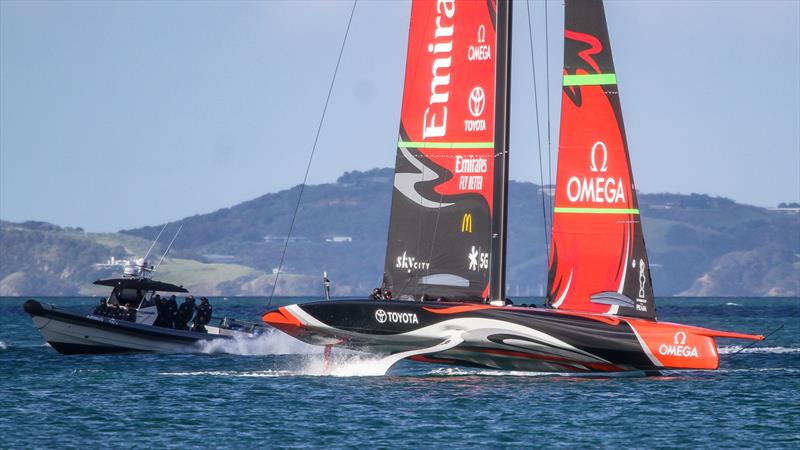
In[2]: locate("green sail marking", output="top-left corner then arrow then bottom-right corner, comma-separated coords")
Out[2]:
397,141 -> 494,149
562,73 -> 617,86
554,207 -> 639,215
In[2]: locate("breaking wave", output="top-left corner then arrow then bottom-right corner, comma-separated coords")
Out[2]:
186,331 -> 399,377
725,302 -> 741,306
159,352 -> 399,378
719,346 -> 800,355
195,330 -> 323,356
426,367 -> 648,378
0,340 -> 7,350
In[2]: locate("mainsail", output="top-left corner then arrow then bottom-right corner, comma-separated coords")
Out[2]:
547,0 -> 656,319
383,0 -> 505,301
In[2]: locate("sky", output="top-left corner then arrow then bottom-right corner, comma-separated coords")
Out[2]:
1,0 -> 798,232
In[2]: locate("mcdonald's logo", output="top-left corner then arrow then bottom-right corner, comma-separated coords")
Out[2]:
461,213 -> 473,233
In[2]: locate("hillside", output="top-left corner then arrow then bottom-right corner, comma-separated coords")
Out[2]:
1,168 -> 798,296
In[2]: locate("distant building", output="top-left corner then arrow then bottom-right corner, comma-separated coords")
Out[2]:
263,236 -> 309,242
768,207 -> 800,214
94,256 -> 129,270
538,184 -> 556,196
203,254 -> 239,263
325,236 -> 352,243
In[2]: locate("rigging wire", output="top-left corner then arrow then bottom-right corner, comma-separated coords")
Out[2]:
142,224 -> 168,262
544,0 -> 554,215
526,0 -> 550,256
267,0 -> 358,307
155,224 -> 183,270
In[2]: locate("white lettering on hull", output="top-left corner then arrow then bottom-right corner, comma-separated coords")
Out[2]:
375,309 -> 420,325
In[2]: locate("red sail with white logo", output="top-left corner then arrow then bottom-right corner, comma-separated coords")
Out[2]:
382,0 -> 502,301
547,0 -> 656,319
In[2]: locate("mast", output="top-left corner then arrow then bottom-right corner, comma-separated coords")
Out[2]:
489,0 -> 512,303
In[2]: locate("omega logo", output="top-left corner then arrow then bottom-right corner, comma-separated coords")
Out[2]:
590,141 -> 608,173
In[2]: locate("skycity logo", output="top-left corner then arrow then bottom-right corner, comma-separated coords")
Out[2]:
375,309 -> 419,325
658,331 -> 699,358
396,252 -> 430,271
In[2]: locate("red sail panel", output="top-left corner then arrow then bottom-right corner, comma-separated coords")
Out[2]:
547,0 -> 656,319
383,0 -> 499,300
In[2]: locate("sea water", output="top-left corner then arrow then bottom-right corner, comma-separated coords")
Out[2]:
1,296 -> 797,448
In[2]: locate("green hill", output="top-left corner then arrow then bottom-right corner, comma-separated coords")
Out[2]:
2,168 -> 797,296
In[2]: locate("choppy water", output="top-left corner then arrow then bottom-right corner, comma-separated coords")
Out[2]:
1,296 -> 798,448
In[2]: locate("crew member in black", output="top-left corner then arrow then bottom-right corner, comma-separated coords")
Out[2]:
175,296 -> 195,330
383,289 -> 392,300
165,295 -> 178,328
154,294 -> 168,327
370,288 -> 382,300
93,298 -> 108,316
191,297 -> 212,333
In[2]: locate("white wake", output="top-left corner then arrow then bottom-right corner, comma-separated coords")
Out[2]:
181,330 -> 401,377
0,340 -> 7,350
195,330 -> 323,356
719,345 -> 800,355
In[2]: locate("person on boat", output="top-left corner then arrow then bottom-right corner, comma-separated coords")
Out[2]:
191,297 -> 212,333
106,303 -> 120,319
166,295 -> 178,328
154,294 -> 170,327
175,296 -> 195,330
370,288 -> 382,300
383,289 -> 392,300
93,298 -> 108,316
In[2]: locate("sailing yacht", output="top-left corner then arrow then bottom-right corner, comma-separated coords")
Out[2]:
262,0 -> 763,373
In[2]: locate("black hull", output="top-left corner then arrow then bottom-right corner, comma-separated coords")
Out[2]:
264,300 -> 762,373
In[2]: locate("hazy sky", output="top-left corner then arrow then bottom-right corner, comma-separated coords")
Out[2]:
1,0 -> 798,232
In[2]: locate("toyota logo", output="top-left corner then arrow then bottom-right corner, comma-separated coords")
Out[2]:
375,309 -> 387,323
468,87 -> 485,117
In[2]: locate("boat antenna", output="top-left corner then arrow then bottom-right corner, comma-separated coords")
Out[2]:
142,223 -> 168,262
267,0 -> 358,307
526,0 -> 550,257
155,224 -> 183,271
728,324 -> 784,357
